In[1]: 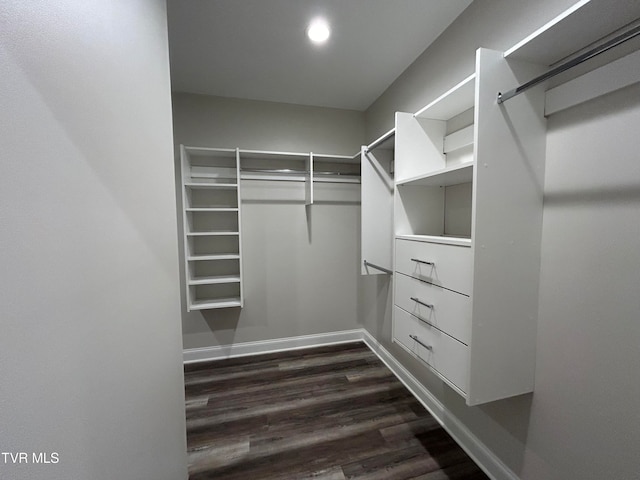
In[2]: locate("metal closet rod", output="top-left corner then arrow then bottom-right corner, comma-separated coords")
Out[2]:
497,23 -> 640,104
241,167 -> 359,176
363,260 -> 393,275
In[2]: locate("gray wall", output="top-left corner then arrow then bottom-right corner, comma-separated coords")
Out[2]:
0,2 -> 187,479
361,1 -> 640,479
365,0 -> 578,140
172,93 -> 367,349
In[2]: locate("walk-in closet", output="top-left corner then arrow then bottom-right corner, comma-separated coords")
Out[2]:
2,1 -> 639,479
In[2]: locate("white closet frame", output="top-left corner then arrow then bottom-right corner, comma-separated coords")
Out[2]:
371,0 -> 640,405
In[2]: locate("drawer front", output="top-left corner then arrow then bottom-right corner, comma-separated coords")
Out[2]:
395,239 -> 472,295
394,306 -> 469,394
394,273 -> 471,345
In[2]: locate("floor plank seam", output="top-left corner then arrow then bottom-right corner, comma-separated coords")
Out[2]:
184,342 -> 489,480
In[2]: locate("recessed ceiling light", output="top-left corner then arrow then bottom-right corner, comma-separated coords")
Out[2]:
307,19 -> 330,44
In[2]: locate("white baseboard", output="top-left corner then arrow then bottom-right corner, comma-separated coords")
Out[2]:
360,329 -> 519,480
183,329 -> 365,364
183,327 -> 519,480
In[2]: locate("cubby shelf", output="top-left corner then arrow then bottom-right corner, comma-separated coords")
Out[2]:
188,275 -> 242,286
186,231 -> 239,237
190,297 -> 242,310
180,145 -> 244,311
185,182 -> 239,189
187,253 -> 240,261
185,207 -> 239,212
396,162 -> 473,188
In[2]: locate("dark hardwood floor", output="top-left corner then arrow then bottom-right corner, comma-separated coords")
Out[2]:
184,341 -> 489,480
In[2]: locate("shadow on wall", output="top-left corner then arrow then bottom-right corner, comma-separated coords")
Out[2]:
198,308 -> 242,347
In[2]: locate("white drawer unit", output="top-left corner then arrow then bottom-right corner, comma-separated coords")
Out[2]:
394,272 -> 471,345
393,306 -> 469,395
390,48 -> 547,405
395,238 -> 472,295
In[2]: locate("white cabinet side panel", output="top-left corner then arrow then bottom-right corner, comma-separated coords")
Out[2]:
469,48 -> 547,405
395,112 -> 446,183
361,147 -> 394,274
236,148 -> 244,307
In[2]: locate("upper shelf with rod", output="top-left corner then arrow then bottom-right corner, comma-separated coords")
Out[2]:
498,0 -> 640,110
504,0 -> 640,65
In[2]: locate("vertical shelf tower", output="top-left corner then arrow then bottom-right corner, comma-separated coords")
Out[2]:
180,146 -> 244,310
392,48 -> 548,405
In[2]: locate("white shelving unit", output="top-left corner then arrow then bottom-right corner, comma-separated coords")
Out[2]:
238,149 -> 360,206
180,146 -> 244,311
392,47 -> 548,405
179,145 -> 360,311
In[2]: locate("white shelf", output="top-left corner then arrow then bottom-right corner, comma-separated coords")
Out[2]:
314,153 -> 361,164
186,231 -> 239,236
185,182 -> 238,189
181,144 -> 244,312
414,74 -> 475,120
239,149 -> 309,161
443,125 -> 474,154
504,0 -> 640,65
188,275 -> 241,286
186,207 -> 239,212
397,162 -> 473,187
189,172 -> 237,180
183,146 -> 236,156
189,297 -> 242,310
187,253 -> 240,261
395,234 -> 472,248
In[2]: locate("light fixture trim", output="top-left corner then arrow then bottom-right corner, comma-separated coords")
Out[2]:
307,18 -> 331,44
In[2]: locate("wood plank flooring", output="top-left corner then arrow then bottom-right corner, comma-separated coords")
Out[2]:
184,342 -> 489,480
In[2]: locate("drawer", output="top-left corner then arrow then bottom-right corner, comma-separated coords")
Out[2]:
394,272 -> 471,344
393,306 -> 469,393
395,238 -> 472,295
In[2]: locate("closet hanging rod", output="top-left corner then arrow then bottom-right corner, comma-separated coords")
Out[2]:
366,128 -> 395,152
241,167 -> 359,177
497,23 -> 640,104
363,260 -> 393,275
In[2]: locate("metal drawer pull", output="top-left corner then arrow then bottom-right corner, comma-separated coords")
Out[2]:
410,297 -> 433,309
409,334 -> 432,351
411,258 -> 434,266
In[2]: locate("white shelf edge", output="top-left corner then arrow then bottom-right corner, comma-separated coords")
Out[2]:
189,297 -> 242,310
239,148 -> 310,159
187,254 -> 241,261
186,231 -> 240,236
313,153 -> 361,164
366,127 -> 396,151
240,173 -> 360,184
396,162 -> 473,187
414,74 -> 476,119
504,0 -> 591,58
443,125 -> 474,154
184,146 -> 237,155
185,207 -> 239,212
189,173 -> 238,180
185,182 -> 238,189
188,275 -> 241,286
314,177 -> 360,184
396,234 -> 472,248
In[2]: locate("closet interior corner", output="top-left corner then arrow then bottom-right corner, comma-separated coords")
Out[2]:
175,0 -> 640,407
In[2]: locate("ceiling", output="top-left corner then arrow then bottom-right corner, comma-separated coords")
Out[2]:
166,0 -> 472,111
